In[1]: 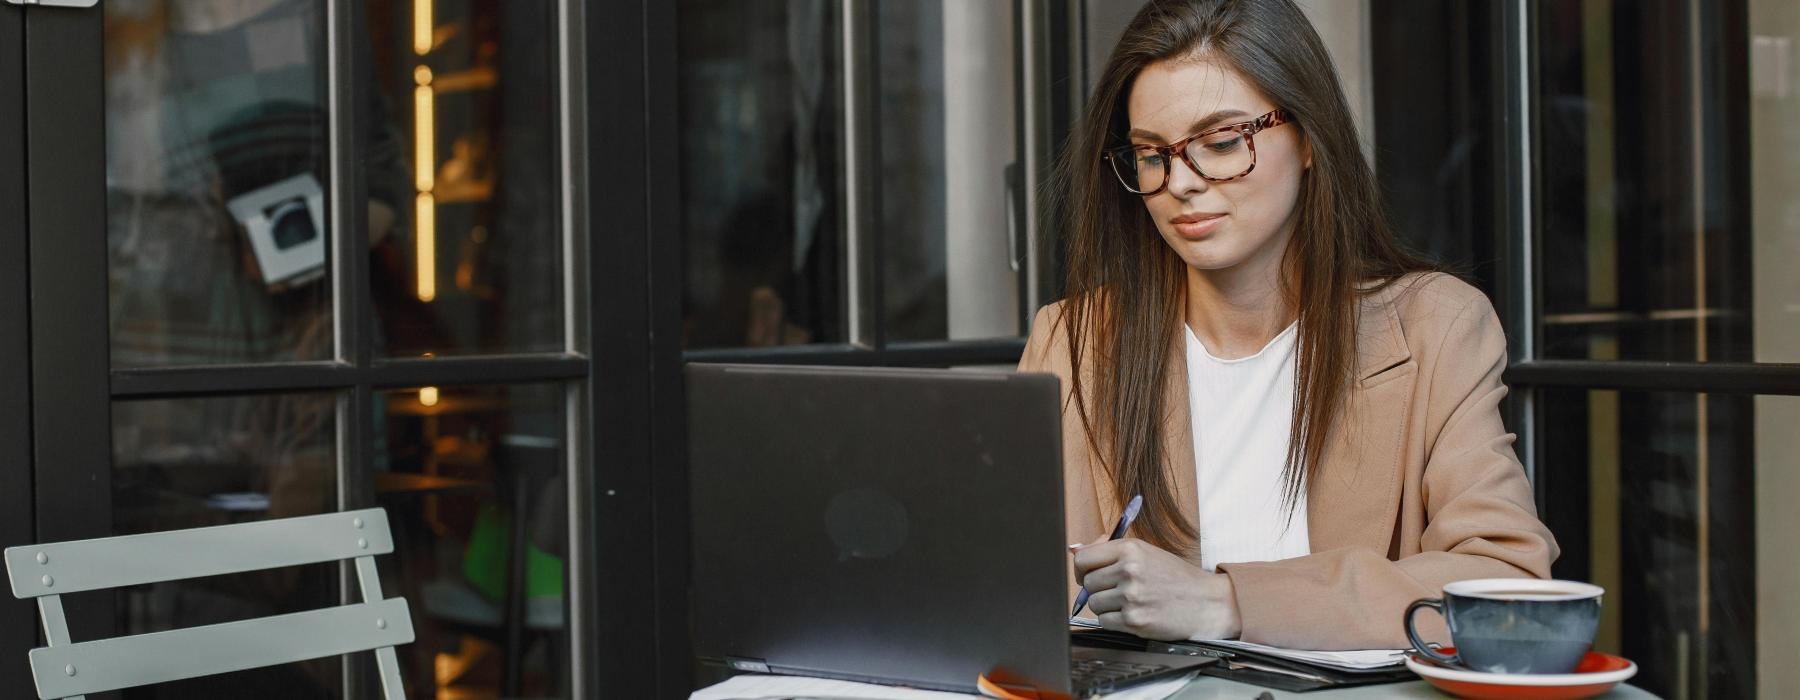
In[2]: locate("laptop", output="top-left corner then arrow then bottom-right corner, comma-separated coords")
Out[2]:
686,363 -> 1216,697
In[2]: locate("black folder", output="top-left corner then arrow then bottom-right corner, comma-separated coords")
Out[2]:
1070,629 -> 1418,693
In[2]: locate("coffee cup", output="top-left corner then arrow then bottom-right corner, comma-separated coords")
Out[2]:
1405,578 -> 1603,674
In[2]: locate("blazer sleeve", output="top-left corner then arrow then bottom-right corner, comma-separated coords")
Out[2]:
1016,302 -> 1109,604
1216,294 -> 1559,650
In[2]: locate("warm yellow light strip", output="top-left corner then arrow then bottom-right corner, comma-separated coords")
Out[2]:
413,63 -> 436,303
413,69 -> 435,192
416,193 -> 436,302
413,0 -> 432,55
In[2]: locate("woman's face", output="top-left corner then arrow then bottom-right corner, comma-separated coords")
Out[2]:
1125,57 -> 1307,275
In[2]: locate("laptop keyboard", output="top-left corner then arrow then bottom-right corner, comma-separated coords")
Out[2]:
1069,657 -> 1171,689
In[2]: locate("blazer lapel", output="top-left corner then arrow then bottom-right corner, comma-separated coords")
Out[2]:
1307,289 -> 1416,554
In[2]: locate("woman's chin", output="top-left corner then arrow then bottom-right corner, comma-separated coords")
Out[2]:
1166,239 -> 1246,272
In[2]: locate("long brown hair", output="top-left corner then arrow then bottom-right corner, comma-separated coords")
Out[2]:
1049,0 -> 1438,552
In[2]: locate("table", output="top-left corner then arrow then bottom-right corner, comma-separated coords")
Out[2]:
1166,674 -> 1659,699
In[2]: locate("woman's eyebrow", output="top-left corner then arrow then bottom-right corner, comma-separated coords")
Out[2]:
1128,109 -> 1253,141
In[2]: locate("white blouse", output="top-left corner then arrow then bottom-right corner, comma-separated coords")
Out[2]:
1183,322 -> 1312,573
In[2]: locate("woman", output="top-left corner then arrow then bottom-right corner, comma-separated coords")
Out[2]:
1019,0 -> 1557,650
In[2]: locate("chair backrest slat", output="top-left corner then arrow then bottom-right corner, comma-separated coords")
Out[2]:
4,508 -> 391,598
25,598 -> 414,698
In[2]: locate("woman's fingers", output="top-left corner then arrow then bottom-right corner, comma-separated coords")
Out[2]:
1085,588 -> 1127,615
1080,561 -> 1127,593
1071,538 -> 1129,576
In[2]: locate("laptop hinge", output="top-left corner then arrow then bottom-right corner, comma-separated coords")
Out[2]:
726,656 -> 771,673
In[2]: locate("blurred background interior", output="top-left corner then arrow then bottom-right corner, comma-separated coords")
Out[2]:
1,0 -> 1797,698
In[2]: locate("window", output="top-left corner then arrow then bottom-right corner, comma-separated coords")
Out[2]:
675,0 -> 1069,363
32,0 -> 592,696
1515,1 -> 1797,696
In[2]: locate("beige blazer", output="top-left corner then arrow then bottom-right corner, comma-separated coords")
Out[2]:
1017,272 -> 1558,650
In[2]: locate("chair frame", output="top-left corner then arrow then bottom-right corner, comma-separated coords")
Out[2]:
4,508 -> 412,699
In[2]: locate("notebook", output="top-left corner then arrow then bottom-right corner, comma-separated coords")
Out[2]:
1068,623 -> 1417,693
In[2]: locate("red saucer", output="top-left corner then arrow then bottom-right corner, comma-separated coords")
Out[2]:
1405,647 -> 1637,700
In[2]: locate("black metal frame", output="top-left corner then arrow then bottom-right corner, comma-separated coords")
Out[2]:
685,339 -> 1030,369
580,0 -> 688,696
23,8 -> 115,667
109,356 -> 591,399
1506,361 -> 1800,396
846,0 -> 883,350
0,4 -> 37,688
1497,0 -> 1546,507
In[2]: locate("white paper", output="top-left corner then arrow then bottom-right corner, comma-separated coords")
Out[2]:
689,672 -> 1200,700
1196,639 -> 1407,671
689,674 -> 971,699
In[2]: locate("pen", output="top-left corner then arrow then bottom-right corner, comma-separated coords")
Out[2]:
1070,493 -> 1143,618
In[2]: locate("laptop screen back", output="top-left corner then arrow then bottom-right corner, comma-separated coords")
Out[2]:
687,363 -> 1071,694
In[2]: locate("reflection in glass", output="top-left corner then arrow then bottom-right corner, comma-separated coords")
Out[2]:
678,0 -> 843,349
373,383 -> 567,698
879,0 -> 1020,341
1750,0 -> 1800,364
366,0 -> 563,357
1534,2 -> 1754,363
110,392 -> 340,697
105,0 -> 341,368
1367,0 -> 1505,294
1539,389 -> 1765,699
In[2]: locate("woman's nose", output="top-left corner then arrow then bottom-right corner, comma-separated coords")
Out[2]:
1164,154 -> 1210,197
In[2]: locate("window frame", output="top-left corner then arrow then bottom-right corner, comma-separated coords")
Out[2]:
0,3 -> 37,688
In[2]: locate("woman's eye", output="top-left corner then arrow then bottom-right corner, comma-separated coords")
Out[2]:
1199,136 -> 1243,154
1139,153 -> 1167,167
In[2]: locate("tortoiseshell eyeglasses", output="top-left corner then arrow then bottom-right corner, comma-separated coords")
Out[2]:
1101,108 -> 1292,196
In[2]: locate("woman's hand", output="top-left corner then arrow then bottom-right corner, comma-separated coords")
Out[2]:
1072,538 -> 1242,641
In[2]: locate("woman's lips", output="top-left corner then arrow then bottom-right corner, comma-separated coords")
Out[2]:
1171,213 -> 1225,239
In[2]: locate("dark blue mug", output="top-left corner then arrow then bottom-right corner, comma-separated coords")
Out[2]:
1405,579 -> 1604,675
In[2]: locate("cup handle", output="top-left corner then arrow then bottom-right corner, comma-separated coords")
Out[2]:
1405,598 -> 1460,666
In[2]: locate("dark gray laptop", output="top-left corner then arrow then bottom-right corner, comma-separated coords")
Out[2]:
687,363 -> 1214,697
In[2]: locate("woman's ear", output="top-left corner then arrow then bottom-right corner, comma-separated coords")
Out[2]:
1301,134 -> 1313,170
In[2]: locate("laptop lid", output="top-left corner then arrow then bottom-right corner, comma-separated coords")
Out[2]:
687,363 -> 1071,695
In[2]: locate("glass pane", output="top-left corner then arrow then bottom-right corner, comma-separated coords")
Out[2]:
678,0 -> 845,350
372,383 -> 567,698
110,392 -> 340,697
1535,2 -> 1754,362
1368,0 -> 1506,294
366,0 -> 564,357
105,0 -> 333,368
1751,0 -> 1800,364
1538,389 -> 1782,699
879,0 -> 1021,341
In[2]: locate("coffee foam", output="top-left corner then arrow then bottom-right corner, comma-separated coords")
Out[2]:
1442,578 -> 1604,602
